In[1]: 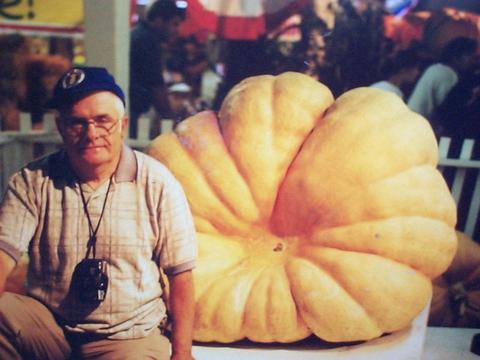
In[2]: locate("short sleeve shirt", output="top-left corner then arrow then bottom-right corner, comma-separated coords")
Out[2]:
407,63 -> 458,119
0,145 -> 197,339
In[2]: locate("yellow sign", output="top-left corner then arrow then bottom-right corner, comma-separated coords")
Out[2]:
0,0 -> 83,28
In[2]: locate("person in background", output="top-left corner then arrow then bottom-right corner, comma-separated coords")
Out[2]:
0,34 -> 29,130
0,66 -> 197,360
167,82 -> 198,128
327,0 -> 387,95
299,12 -> 336,88
23,54 -> 71,128
434,59 -> 480,140
171,36 -> 209,100
407,37 -> 478,122
370,47 -> 420,100
129,0 -> 186,139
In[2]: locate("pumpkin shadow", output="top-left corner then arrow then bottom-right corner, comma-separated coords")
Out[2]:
194,334 -> 366,351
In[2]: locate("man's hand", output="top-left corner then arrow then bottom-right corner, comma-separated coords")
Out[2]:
168,270 -> 195,360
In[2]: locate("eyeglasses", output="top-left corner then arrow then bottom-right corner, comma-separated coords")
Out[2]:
61,115 -> 121,137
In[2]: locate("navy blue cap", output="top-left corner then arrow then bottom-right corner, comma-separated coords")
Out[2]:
46,66 -> 125,109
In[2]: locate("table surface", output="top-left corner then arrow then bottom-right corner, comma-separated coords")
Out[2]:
422,327 -> 479,360
191,327 -> 480,360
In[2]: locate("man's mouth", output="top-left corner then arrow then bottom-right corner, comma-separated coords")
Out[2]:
79,143 -> 105,150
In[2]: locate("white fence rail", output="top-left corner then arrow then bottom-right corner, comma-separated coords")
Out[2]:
438,137 -> 480,239
1,114 -> 480,239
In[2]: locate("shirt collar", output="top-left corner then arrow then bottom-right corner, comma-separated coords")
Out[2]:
115,144 -> 137,183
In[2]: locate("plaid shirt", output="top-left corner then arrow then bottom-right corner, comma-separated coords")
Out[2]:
0,145 -> 197,339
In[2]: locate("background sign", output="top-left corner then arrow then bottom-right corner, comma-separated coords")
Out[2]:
0,0 -> 84,35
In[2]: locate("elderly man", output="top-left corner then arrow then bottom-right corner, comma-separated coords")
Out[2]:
0,67 -> 197,360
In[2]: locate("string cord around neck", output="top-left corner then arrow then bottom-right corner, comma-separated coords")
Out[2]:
79,176 -> 114,259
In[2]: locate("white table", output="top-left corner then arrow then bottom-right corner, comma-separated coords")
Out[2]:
423,327 -> 479,360
191,327 -> 480,360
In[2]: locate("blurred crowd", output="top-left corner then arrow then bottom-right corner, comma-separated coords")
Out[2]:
0,35 -> 71,131
0,0 -> 479,141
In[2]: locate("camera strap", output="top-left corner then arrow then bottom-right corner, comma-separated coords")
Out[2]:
79,175 -> 114,259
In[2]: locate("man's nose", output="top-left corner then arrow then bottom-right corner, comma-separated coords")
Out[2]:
84,122 -> 99,139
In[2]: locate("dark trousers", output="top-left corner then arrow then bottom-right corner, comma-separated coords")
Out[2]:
0,292 -> 170,359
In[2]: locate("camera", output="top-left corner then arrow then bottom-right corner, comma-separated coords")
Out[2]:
71,259 -> 109,303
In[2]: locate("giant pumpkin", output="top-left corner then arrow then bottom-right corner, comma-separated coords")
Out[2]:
147,72 -> 457,343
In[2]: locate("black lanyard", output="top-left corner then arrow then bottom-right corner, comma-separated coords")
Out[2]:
79,176 -> 113,259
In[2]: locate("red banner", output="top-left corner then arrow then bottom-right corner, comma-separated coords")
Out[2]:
180,0 -> 310,40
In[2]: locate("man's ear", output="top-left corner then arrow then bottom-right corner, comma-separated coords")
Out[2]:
121,115 -> 129,138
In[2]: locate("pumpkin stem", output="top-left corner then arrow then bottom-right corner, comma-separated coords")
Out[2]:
273,242 -> 284,252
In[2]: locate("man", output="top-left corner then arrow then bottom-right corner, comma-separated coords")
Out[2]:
407,37 -> 478,121
434,62 -> 480,140
129,0 -> 186,139
0,66 -> 197,360
370,47 -> 420,100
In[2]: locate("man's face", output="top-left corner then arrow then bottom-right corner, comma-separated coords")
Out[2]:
457,52 -> 476,73
402,66 -> 420,86
57,91 -> 127,169
151,16 -> 183,41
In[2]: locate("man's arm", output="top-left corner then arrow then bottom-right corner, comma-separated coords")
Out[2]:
168,269 -> 195,360
0,250 -> 16,296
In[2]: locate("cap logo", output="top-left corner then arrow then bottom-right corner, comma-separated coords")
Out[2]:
62,69 -> 86,89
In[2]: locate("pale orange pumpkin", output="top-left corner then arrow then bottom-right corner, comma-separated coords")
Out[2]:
147,72 -> 457,343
